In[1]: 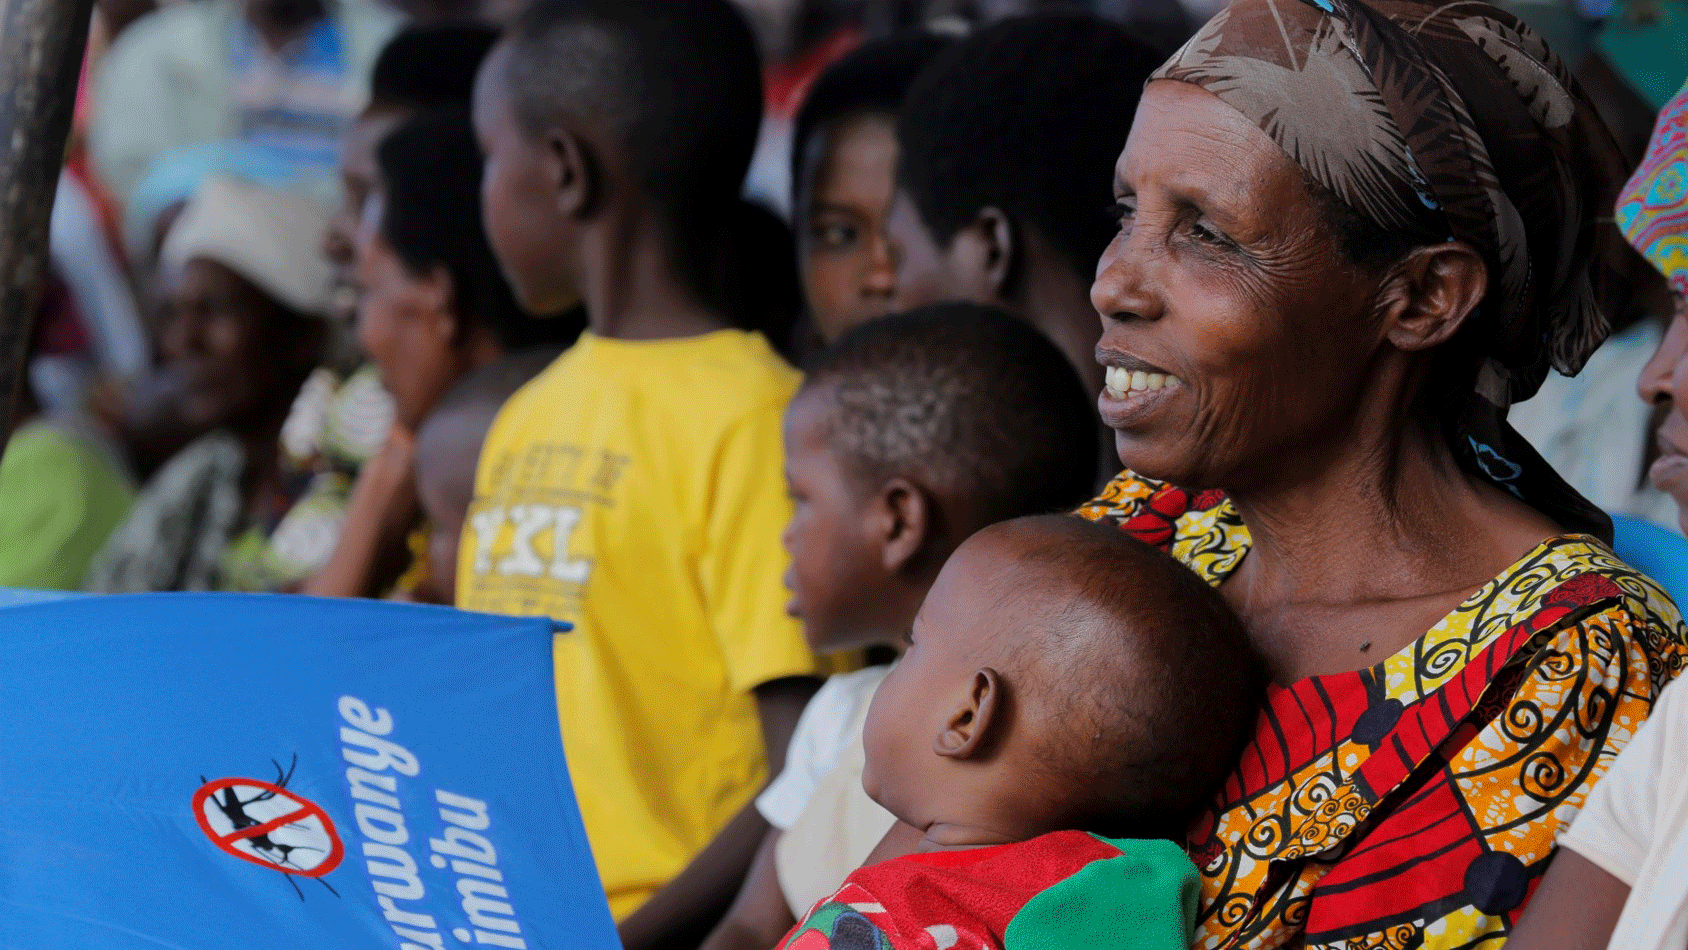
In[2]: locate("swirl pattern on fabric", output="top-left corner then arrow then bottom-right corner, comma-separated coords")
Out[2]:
1077,471 -> 1688,950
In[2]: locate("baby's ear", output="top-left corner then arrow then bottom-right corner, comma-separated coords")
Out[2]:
934,668 -> 1001,760
876,477 -> 931,573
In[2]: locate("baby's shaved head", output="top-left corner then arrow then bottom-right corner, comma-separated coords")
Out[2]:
972,516 -> 1263,839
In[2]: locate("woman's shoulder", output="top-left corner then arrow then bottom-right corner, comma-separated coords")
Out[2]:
1499,534 -> 1688,649
1075,470 -> 1247,584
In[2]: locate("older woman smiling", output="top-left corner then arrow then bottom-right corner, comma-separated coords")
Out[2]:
1079,1 -> 1688,949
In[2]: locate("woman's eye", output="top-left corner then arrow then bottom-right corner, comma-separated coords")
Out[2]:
1108,199 -> 1137,230
1190,217 -> 1232,247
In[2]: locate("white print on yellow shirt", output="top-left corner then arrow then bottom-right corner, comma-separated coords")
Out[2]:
461,443 -> 630,621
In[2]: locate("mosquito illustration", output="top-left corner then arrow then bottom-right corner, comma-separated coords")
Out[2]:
199,754 -> 340,901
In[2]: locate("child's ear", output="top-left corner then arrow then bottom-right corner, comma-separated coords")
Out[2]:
545,126 -> 600,219
934,668 -> 1001,761
946,206 -> 1016,305
878,477 -> 931,573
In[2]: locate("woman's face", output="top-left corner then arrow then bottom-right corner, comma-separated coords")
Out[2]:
156,257 -> 301,432
353,195 -> 462,430
1637,294 -> 1688,533
325,106 -> 406,319
796,112 -> 900,344
1091,81 -> 1389,489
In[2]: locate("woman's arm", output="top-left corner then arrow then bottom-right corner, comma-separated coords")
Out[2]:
1505,850 -> 1629,950
299,426 -> 419,598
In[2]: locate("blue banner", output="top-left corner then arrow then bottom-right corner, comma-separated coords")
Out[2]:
0,593 -> 619,950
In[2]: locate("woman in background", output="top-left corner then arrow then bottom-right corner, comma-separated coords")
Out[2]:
87,177 -> 331,592
300,106 -> 584,600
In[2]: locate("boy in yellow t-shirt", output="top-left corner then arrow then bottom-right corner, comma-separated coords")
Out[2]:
465,0 -> 827,936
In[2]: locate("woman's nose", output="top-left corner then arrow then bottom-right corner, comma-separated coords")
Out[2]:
1638,299 -> 1688,406
1091,233 -> 1163,325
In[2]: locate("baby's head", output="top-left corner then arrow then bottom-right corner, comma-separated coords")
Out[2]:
414,348 -> 561,603
862,515 -> 1264,847
782,303 -> 1098,654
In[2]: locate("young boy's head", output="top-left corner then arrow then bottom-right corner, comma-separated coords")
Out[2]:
472,0 -> 764,316
414,348 -> 561,604
887,13 -> 1164,396
863,516 -> 1264,846
789,32 -> 951,344
782,303 -> 1098,655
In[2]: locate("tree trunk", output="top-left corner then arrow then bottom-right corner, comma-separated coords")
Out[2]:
0,0 -> 95,459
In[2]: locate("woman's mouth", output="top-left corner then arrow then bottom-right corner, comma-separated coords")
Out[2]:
1103,365 -> 1178,397
1649,423 -> 1688,497
1099,364 -> 1182,428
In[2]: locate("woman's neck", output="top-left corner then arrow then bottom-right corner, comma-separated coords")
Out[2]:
1223,419 -> 1562,681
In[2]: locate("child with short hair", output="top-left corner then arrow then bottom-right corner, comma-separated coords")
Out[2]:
464,0 -> 831,937
788,32 -> 951,347
411,349 -> 560,605
703,303 -> 1100,950
779,515 -> 1266,950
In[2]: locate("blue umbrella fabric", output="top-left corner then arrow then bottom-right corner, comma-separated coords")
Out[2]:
0,593 -> 619,950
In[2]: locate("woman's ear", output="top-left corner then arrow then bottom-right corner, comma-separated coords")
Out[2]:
934,668 -> 1002,761
1382,241 -> 1489,353
878,477 -> 932,573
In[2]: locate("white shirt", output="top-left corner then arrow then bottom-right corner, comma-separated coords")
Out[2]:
1560,675 -> 1688,950
757,665 -> 891,830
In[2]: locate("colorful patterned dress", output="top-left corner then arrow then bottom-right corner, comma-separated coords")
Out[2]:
1078,472 -> 1688,950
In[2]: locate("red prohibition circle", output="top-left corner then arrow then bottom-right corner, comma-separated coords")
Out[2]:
192,777 -> 345,878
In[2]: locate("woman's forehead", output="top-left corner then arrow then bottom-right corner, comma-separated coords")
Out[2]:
1119,83 -> 1295,202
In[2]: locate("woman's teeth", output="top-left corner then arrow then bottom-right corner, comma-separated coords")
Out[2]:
1104,366 -> 1178,397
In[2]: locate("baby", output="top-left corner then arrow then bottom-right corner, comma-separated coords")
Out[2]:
781,515 -> 1264,950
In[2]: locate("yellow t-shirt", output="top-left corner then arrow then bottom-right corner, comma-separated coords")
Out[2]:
457,329 -> 826,919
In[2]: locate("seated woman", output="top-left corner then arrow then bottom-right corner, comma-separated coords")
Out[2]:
300,106 -> 584,600
1501,77 -> 1688,950
1074,2 -> 1688,948
86,177 -> 331,592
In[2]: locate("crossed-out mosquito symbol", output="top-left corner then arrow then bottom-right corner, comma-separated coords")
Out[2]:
193,754 -> 344,900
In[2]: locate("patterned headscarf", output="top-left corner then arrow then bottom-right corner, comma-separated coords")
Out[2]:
1153,0 -> 1627,538
1617,79 -> 1688,295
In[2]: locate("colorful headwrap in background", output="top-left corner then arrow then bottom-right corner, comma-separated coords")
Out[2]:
1153,0 -> 1628,538
1618,79 -> 1688,294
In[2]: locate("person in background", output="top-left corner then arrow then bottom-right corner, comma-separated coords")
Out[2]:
260,22 -> 501,595
410,348 -> 562,605
303,106 -> 585,599
787,32 -> 949,350
0,276 -> 136,591
468,1 -> 831,944
886,13 -> 1164,484
89,0 -> 401,209
701,304 -> 1099,950
1504,83 -> 1688,944
86,178 -> 330,593
777,515 -> 1263,950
